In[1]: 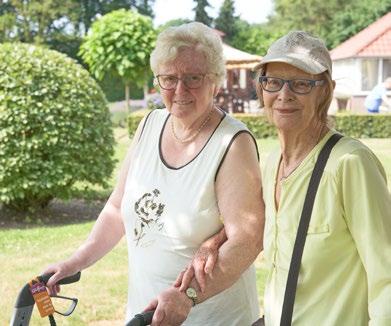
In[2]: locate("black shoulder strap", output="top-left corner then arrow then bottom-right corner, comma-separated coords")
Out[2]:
280,133 -> 343,326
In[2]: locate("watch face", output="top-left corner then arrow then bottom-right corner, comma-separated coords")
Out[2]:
186,287 -> 197,298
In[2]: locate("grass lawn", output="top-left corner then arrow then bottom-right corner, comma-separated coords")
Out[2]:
1,129 -> 390,325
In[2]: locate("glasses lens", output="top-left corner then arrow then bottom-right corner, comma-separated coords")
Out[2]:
184,74 -> 204,89
158,75 -> 178,89
290,79 -> 313,94
261,77 -> 283,92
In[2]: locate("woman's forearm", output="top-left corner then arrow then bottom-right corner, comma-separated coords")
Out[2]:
191,228 -> 262,303
64,200 -> 125,271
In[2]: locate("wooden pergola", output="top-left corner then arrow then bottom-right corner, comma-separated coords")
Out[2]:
217,43 -> 262,113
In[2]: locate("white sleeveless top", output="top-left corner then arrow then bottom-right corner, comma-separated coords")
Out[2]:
121,109 -> 259,325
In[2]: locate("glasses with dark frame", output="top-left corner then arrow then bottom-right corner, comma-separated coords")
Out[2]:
155,74 -> 210,90
259,76 -> 325,95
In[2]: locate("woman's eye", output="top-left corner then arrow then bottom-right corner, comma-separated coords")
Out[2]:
188,75 -> 202,81
268,79 -> 280,87
294,80 -> 310,88
165,76 -> 177,82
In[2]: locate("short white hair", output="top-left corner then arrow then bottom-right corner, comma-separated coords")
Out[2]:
150,22 -> 226,86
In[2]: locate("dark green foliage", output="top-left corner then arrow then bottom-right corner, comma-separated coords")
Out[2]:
72,0 -> 156,32
0,0 -> 74,43
0,0 -> 155,62
331,114 -> 391,139
193,0 -> 213,26
157,18 -> 193,32
98,73 -> 144,102
79,9 -> 156,86
128,112 -> 391,139
128,112 -> 146,137
233,114 -> 277,138
0,43 -> 115,210
231,20 -> 284,56
215,0 -> 238,42
326,0 -> 391,48
269,0 -> 391,49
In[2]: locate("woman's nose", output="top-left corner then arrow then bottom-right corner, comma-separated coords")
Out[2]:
175,79 -> 188,94
277,82 -> 294,101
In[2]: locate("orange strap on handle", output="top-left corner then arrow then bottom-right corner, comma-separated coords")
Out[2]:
29,277 -> 55,318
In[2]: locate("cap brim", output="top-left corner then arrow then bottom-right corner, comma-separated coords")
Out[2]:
253,53 -> 328,75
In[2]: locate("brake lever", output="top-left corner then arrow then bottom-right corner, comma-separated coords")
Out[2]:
51,294 -> 78,316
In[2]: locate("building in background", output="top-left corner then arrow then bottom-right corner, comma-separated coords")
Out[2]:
331,12 -> 391,113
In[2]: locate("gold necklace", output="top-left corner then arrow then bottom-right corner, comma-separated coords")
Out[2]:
280,125 -> 326,182
170,108 -> 214,143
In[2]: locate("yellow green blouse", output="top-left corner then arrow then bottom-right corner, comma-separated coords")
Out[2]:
262,131 -> 391,326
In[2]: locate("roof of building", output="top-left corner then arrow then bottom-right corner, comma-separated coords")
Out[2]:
223,44 -> 262,69
331,12 -> 391,60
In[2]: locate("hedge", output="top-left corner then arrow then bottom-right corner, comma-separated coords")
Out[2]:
128,110 -> 391,139
0,43 -> 115,210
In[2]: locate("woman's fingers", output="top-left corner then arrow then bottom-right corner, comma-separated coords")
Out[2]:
193,258 -> 207,292
143,298 -> 158,312
150,299 -> 165,326
173,269 -> 186,287
204,250 -> 218,274
179,265 -> 195,292
42,261 -> 77,295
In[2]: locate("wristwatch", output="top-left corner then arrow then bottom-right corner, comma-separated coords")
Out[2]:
185,287 -> 198,306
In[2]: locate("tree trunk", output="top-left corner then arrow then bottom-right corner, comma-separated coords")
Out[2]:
125,84 -> 130,113
143,82 -> 149,108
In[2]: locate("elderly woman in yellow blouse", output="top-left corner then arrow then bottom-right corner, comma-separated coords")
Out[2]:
179,31 -> 391,325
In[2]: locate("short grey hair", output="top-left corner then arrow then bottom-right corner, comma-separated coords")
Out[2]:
150,22 -> 226,86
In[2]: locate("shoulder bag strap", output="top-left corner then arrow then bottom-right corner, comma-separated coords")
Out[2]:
280,133 -> 343,326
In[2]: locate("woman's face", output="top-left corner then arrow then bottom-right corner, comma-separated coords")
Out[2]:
262,62 -> 325,133
157,47 -> 219,120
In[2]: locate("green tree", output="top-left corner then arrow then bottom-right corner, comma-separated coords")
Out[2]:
0,0 -> 156,55
71,0 -> 156,34
231,20 -> 283,56
214,0 -> 238,42
157,18 -> 193,32
79,9 -> 156,112
269,0 -> 391,48
327,0 -> 391,48
193,0 -> 213,26
0,0 -> 75,44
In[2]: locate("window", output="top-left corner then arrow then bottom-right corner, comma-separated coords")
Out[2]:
382,59 -> 391,81
361,59 -> 378,91
240,69 -> 246,89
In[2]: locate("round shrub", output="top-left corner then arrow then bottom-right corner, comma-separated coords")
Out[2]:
0,43 -> 115,210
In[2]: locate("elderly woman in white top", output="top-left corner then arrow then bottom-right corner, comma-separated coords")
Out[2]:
43,22 -> 264,326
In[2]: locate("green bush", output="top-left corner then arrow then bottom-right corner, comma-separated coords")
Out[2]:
127,110 -> 151,137
127,111 -> 391,139
331,113 -> 391,138
0,43 -> 116,210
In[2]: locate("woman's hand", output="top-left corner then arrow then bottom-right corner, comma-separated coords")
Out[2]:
143,287 -> 193,326
41,260 -> 80,296
174,227 -> 227,292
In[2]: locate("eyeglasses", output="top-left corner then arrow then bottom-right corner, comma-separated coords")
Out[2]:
259,76 -> 325,94
155,74 -> 208,90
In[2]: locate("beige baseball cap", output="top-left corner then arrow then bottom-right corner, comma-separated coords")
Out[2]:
254,31 -> 332,75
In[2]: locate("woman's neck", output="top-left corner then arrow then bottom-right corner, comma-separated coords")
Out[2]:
278,124 -> 329,179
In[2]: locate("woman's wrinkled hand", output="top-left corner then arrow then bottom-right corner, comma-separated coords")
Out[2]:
41,260 -> 79,296
174,246 -> 217,293
143,287 -> 193,326
173,227 -> 227,292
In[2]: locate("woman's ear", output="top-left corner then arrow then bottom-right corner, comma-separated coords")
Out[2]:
332,80 -> 336,90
